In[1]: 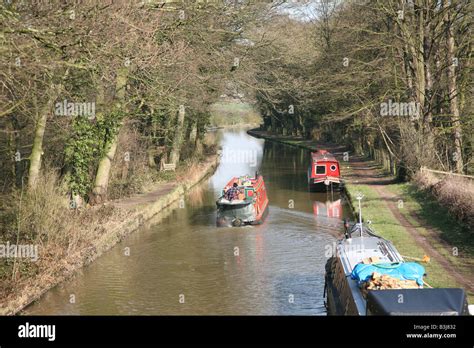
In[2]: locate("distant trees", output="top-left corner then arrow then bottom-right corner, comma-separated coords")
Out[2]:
250,0 -> 472,176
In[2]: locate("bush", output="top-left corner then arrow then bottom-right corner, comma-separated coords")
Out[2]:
414,171 -> 474,228
14,169 -> 70,245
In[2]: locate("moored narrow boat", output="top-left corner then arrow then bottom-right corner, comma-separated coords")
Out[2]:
324,196 -> 469,315
216,173 -> 269,227
308,150 -> 343,192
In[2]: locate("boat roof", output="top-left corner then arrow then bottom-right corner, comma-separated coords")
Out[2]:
225,175 -> 261,189
311,150 -> 338,163
335,226 -> 405,315
337,228 -> 404,276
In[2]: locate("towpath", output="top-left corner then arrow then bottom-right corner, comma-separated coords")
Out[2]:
346,155 -> 474,293
249,129 -> 474,293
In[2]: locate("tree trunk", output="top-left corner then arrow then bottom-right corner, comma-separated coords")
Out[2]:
6,118 -> 16,188
422,0 -> 435,163
270,113 -> 277,133
194,119 -> 204,155
91,67 -> 128,204
415,0 -> 426,111
444,0 -> 463,173
298,114 -> 306,138
189,119 -> 197,143
169,105 -> 186,165
28,89 -> 58,190
11,116 -> 24,188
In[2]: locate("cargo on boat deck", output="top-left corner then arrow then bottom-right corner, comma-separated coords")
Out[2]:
216,173 -> 269,227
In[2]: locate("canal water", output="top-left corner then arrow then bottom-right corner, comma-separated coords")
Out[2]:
24,129 -> 350,315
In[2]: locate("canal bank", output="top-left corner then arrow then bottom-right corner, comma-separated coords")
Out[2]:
248,129 -> 474,301
1,155 -> 219,315
23,129 -> 346,315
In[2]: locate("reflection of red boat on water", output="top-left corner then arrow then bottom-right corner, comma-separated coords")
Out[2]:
308,150 -> 343,191
313,199 -> 342,219
216,173 -> 269,227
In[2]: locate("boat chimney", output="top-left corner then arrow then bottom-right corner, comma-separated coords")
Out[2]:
343,218 -> 350,239
355,193 -> 364,238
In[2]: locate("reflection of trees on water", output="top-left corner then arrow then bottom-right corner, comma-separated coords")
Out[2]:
260,141 -> 309,194
186,180 -> 209,208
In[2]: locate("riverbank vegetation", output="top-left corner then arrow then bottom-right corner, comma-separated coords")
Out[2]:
242,0 -> 473,239
414,171 -> 474,228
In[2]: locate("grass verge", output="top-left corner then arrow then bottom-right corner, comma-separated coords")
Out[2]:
345,183 -> 473,303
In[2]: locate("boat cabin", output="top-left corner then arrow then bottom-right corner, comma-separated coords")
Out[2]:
308,150 -> 342,190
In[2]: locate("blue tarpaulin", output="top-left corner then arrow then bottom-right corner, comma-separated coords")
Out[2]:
351,262 -> 425,286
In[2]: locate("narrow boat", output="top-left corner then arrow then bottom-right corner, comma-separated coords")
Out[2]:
324,197 -> 469,315
216,173 -> 269,227
308,150 -> 343,192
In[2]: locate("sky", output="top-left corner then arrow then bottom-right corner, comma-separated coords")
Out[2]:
278,0 -> 319,22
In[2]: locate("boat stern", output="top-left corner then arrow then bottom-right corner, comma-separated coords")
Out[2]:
216,199 -> 256,227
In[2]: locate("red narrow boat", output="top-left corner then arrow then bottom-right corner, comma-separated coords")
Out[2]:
216,173 -> 269,227
308,150 -> 343,191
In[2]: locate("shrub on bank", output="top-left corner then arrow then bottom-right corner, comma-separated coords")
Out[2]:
414,171 -> 474,228
0,167 -> 119,299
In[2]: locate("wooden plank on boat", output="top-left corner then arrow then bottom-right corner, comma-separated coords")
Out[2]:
362,256 -> 381,264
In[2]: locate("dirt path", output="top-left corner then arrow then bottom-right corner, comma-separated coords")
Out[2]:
112,182 -> 177,210
110,157 -> 219,210
347,155 -> 474,293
